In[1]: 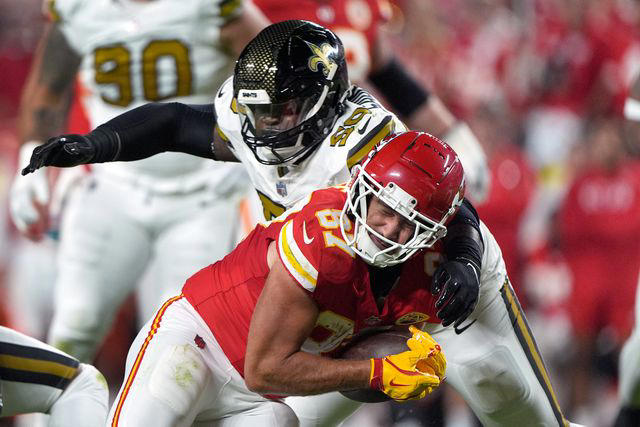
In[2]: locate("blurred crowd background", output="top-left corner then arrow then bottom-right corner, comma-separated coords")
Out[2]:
1,0 -> 640,426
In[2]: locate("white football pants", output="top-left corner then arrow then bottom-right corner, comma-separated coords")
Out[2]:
107,296 -> 298,426
286,223 -> 571,427
48,170 -> 247,362
0,326 -> 108,424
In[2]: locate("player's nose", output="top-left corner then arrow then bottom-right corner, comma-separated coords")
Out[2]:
380,216 -> 403,243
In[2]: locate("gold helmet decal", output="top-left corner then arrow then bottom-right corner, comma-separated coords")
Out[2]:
305,41 -> 335,76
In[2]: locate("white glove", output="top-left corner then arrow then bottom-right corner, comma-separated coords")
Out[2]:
443,122 -> 490,203
10,141 -> 51,240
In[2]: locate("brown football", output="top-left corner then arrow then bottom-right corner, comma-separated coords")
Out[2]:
337,328 -> 411,403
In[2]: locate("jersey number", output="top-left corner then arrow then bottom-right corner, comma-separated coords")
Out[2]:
330,107 -> 370,147
316,209 -> 355,258
94,40 -> 192,107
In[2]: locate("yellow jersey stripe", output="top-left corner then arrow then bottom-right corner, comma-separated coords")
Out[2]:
46,0 -> 61,22
220,0 -> 242,18
0,355 -> 77,379
215,124 -> 229,142
346,116 -> 394,169
279,221 -> 318,291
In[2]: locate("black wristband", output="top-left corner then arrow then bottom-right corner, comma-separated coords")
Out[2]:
368,58 -> 430,118
87,127 -> 121,163
443,199 -> 484,270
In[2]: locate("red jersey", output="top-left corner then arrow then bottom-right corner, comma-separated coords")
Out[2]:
254,0 -> 390,82
476,146 -> 535,289
183,185 -> 442,376
558,161 -> 640,338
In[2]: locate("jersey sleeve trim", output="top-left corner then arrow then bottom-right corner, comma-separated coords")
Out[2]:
215,124 -> 230,142
278,220 -> 319,292
346,115 -> 394,169
0,342 -> 79,389
220,0 -> 242,19
44,0 -> 61,22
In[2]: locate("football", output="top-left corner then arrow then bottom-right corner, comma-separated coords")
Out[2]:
338,328 -> 412,403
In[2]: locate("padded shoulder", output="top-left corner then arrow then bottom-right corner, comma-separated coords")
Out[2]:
44,0 -> 87,23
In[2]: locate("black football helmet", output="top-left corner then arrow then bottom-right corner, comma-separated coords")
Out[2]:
234,20 -> 351,165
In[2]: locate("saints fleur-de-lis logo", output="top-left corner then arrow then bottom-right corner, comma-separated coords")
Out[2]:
305,41 -> 334,76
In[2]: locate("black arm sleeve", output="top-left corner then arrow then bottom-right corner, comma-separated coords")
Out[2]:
442,199 -> 484,269
87,102 -> 217,163
368,58 -> 430,118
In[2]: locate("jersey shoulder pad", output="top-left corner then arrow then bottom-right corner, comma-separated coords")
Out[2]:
340,88 -> 406,169
277,187 -> 357,293
44,0 -> 87,23
213,77 -> 240,142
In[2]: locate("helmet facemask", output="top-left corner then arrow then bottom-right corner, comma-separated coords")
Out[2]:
237,69 -> 344,165
340,165 -> 454,268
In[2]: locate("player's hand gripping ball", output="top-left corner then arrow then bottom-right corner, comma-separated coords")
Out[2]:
339,326 -> 446,402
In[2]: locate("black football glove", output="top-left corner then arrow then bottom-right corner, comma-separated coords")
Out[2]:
21,135 -> 95,175
432,258 -> 480,333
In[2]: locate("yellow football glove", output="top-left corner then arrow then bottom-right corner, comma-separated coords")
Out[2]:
407,325 -> 447,381
369,326 -> 446,401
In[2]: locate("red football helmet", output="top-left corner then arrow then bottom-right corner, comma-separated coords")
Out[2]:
340,131 -> 465,267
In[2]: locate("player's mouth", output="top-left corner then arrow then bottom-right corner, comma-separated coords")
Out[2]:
368,231 -> 392,250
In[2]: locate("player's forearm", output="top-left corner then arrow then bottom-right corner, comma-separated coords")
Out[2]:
85,102 -> 217,163
443,199 -> 484,269
18,85 -> 73,144
18,24 -> 79,144
244,350 -> 371,396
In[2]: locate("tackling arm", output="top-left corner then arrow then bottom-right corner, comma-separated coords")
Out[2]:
20,103 -> 239,175
432,199 -> 484,331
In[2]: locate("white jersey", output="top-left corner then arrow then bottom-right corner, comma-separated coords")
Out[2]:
50,0 -> 243,189
214,77 -> 407,219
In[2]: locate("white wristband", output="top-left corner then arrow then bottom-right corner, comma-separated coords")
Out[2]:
624,98 -> 640,122
19,141 -> 43,170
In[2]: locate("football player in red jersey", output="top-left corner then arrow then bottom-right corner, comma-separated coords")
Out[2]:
254,0 -> 490,203
102,132 -> 452,425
